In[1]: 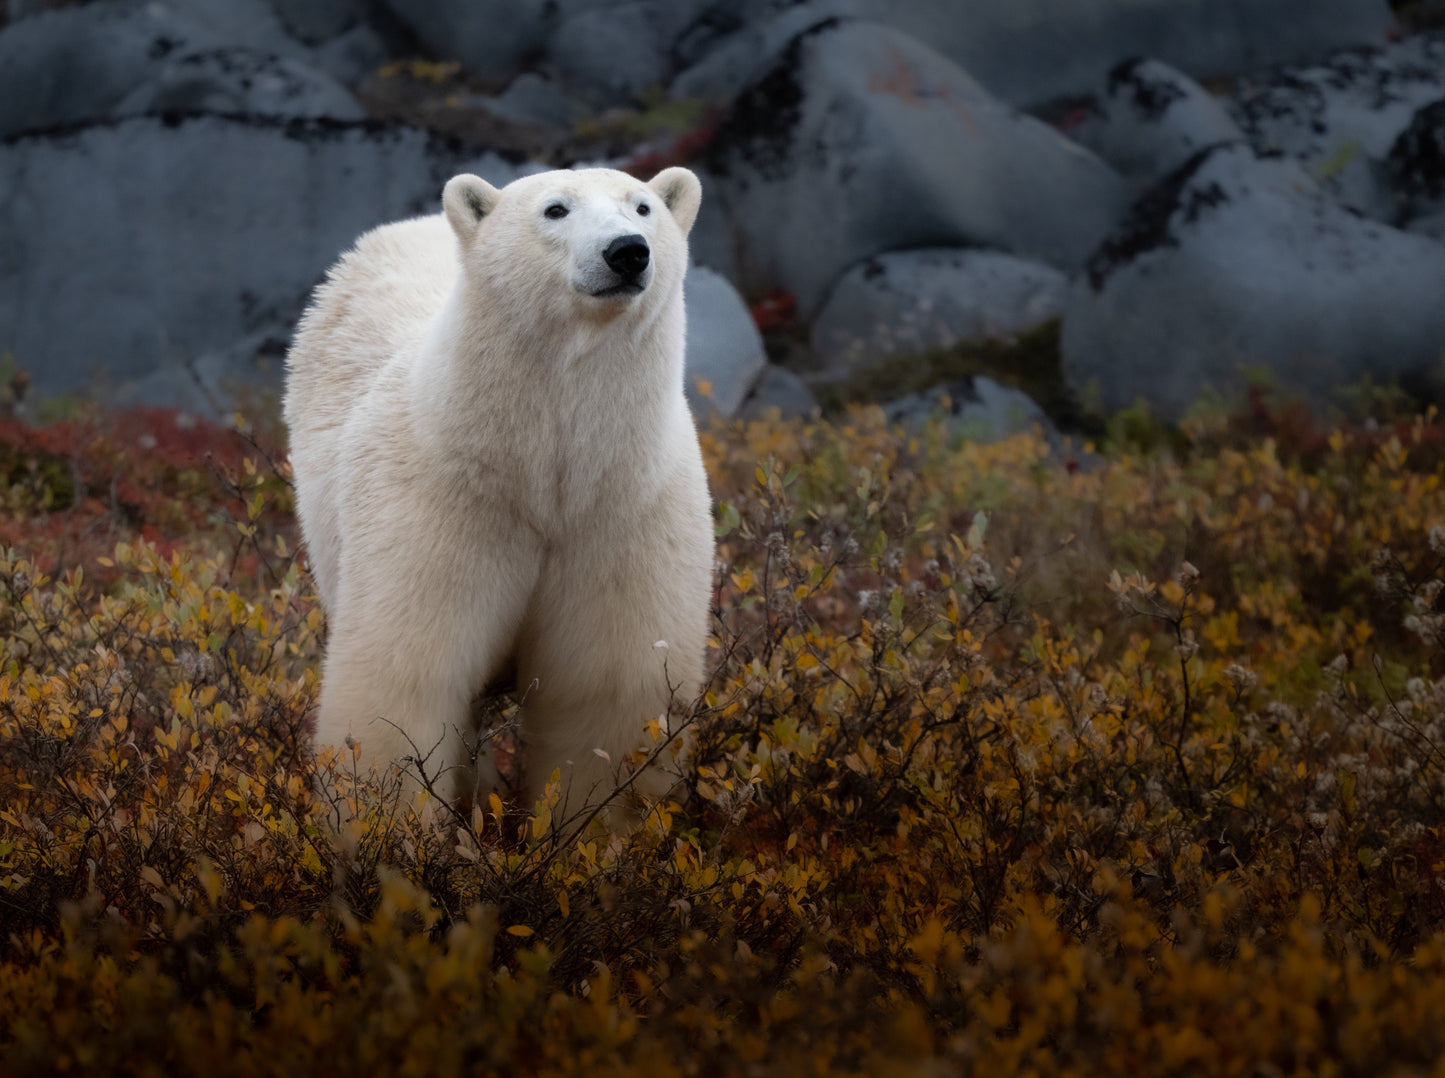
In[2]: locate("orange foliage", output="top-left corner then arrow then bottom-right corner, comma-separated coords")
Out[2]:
3,400 -> 1445,1074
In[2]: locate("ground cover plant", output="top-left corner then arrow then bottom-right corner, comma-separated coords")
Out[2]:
3,393 -> 1445,1075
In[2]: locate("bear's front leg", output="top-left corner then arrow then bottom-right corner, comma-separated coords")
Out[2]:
316,633 -> 478,802
516,470 -> 713,821
314,520 -> 540,805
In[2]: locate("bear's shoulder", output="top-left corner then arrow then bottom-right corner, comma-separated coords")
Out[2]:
329,214 -> 457,291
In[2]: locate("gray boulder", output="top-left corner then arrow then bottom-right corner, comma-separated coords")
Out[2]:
1062,143 -> 1445,420
862,0 -> 1396,108
368,0 -> 554,88
684,164 -> 740,281
0,1 -> 363,136
160,0 -> 310,59
114,47 -> 365,121
809,249 -> 1066,379
670,0 -> 1395,110
115,331 -> 289,416
703,19 -> 1129,318
311,24 -> 391,89
683,265 -> 767,418
1229,35 -> 1445,219
0,3 -> 208,136
0,114 -> 536,403
883,376 -> 1056,444
1069,59 -> 1243,184
547,3 -> 711,104
475,73 -> 586,129
739,365 -> 818,421
1406,210 -> 1445,243
1387,97 -> 1445,223
671,3 -> 839,104
268,0 -> 358,45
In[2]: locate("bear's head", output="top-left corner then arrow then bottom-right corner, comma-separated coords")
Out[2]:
441,166 -> 702,324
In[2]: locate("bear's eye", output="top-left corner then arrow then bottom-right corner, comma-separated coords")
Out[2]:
636,202 -> 651,216
544,203 -> 569,220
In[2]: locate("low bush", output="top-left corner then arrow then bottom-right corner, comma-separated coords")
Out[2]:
3,400 -> 1445,1074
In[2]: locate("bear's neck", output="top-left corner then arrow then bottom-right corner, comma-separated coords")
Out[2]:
416,278 -> 684,406
407,279 -> 689,513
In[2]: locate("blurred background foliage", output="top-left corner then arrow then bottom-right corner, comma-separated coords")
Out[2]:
4,395 -> 1445,1072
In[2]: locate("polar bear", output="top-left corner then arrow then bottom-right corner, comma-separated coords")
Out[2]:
284,166 -> 714,816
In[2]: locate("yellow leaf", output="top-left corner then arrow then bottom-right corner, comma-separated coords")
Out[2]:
506,925 -> 534,937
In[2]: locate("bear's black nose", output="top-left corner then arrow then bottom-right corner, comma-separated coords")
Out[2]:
603,234 -> 650,279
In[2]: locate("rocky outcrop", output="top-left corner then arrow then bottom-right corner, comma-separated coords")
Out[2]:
808,249 -> 1066,382
1069,59 -> 1243,186
0,0 -> 1437,433
1230,34 -> 1445,219
703,19 -> 1128,317
0,115 -> 535,404
669,0 -> 1397,109
1062,143 -> 1445,419
683,265 -> 768,418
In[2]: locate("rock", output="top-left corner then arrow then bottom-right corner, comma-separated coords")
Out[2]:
1062,143 -> 1445,420
547,3 -> 705,104
671,3 -> 839,104
1406,209 -> 1445,243
1069,59 -> 1243,184
115,331 -> 289,418
368,0 -> 554,88
268,0 -> 358,45
1387,97 -> 1445,222
670,0 -> 1396,110
703,19 -> 1129,318
0,3 -> 207,137
312,24 -> 390,88
476,73 -> 585,129
883,376 -> 1056,444
864,0 -> 1396,108
685,164 -> 739,280
739,365 -> 819,421
161,0 -> 307,59
808,249 -> 1067,381
1229,35 -> 1445,219
683,265 -> 767,418
0,1 -> 363,136
0,114 -> 537,402
3,0 -> 46,19
114,47 -> 366,121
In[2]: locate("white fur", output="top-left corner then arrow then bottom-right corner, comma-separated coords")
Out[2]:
284,166 -> 713,814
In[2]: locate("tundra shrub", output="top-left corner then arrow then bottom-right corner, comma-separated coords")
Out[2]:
3,401 -> 1445,1075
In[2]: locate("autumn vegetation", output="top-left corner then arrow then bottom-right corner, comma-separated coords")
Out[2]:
4,389 -> 1445,1074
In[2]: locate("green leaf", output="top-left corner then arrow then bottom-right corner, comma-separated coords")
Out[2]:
888,588 -> 905,622
966,510 -> 988,550
714,501 -> 740,538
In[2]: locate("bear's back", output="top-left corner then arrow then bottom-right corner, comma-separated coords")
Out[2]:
284,213 -> 459,607
285,214 -> 458,438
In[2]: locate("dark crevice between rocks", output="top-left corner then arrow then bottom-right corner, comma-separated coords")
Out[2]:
1084,145 -> 1230,290
1,110 -> 530,167
1106,58 -> 1187,119
1394,2 -> 1445,31
703,16 -> 845,181
1387,97 -> 1445,204
807,318 -> 1094,433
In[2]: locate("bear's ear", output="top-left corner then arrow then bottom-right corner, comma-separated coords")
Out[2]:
647,167 -> 702,235
443,174 -> 501,240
